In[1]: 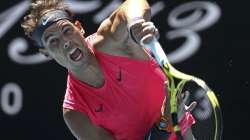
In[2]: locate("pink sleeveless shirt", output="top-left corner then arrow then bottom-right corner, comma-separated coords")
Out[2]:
63,34 -> 194,140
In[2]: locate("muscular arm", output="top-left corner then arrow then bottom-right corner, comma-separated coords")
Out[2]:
98,0 -> 151,43
63,108 -> 115,140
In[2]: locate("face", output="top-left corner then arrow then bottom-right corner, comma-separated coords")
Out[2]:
41,20 -> 93,70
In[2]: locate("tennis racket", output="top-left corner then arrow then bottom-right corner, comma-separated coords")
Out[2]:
141,37 -> 223,140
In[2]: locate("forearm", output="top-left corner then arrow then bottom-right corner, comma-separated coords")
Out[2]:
123,0 -> 151,22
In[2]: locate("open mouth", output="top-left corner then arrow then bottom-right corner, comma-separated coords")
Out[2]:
69,48 -> 83,62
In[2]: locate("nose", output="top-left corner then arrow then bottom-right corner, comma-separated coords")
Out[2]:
64,40 -> 71,49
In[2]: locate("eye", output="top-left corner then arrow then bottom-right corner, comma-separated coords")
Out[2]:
63,26 -> 73,35
48,38 -> 59,47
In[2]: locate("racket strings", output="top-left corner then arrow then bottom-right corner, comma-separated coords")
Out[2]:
160,62 -> 222,140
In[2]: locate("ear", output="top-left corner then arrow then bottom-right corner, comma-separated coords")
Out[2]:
39,48 -> 51,58
74,20 -> 85,35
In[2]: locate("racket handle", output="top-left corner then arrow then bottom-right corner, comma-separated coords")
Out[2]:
140,37 -> 168,67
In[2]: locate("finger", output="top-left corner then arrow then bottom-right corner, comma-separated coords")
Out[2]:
129,19 -> 145,30
142,25 -> 155,33
185,101 -> 197,112
141,21 -> 154,28
140,34 -> 154,44
137,28 -> 154,40
141,22 -> 155,35
138,23 -> 155,35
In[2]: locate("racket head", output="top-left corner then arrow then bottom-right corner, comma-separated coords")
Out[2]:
179,81 -> 223,140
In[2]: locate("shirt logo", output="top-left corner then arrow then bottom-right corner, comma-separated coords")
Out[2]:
95,104 -> 103,112
117,68 -> 122,82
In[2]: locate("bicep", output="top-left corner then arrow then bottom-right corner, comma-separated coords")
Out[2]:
63,108 -> 115,140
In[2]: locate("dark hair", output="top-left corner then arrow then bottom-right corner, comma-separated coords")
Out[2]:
21,0 -> 73,38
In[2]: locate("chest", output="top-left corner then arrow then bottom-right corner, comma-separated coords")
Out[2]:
88,58 -> 165,137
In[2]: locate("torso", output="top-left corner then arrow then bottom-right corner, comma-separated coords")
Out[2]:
63,7 -> 168,139
63,3 -> 168,140
64,47 -> 166,139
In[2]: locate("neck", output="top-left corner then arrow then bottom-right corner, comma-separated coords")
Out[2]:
70,57 -> 104,88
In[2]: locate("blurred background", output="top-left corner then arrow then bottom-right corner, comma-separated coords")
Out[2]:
0,0 -> 248,139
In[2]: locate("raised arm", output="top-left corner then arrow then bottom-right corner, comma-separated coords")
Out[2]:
97,0 -> 153,45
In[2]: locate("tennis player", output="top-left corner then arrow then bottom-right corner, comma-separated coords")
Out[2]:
21,0 -> 196,139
